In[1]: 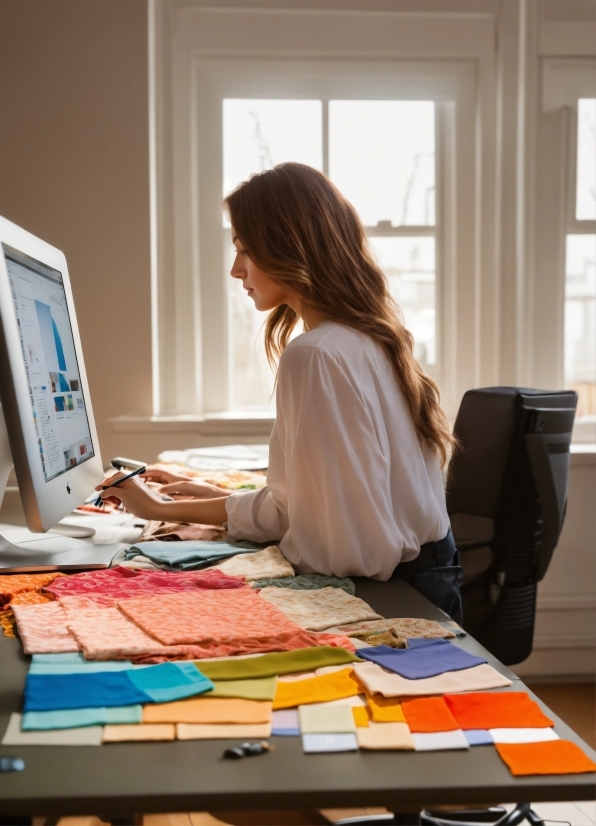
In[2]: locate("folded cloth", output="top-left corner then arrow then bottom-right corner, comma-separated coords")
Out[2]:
24,662 -> 214,711
177,722 -> 272,740
209,677 -> 277,701
302,733 -> 359,753
464,730 -> 493,746
356,722 -> 414,751
444,692 -> 555,729
29,653 -> 135,674
0,572 -> 65,607
251,575 -> 355,596
143,697 -> 272,725
125,540 -> 258,571
211,546 -> 294,581
349,629 -> 407,649
353,662 -> 512,698
412,731 -> 469,751
197,647 -> 360,681
116,589 -> 353,656
326,618 -> 456,640
258,587 -> 382,631
102,724 -> 176,742
272,709 -> 300,735
495,740 -> 596,776
22,705 -> 142,730
352,707 -> 371,727
489,727 -> 559,744
401,697 -> 460,732
299,704 -> 356,734
358,640 -> 487,679
144,522 -> 227,542
12,602 -> 79,654
273,668 -> 362,710
367,696 -> 406,724
1,713 -> 102,746
44,566 -> 246,606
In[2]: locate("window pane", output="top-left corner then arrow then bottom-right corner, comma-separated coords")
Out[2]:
565,234 -> 596,424
369,236 -> 436,368
329,101 -> 435,227
576,99 -> 596,221
223,99 -> 323,199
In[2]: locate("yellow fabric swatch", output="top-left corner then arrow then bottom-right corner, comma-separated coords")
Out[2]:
177,722 -> 272,740
368,695 -> 406,723
352,707 -> 371,728
102,724 -> 175,742
143,697 -> 272,725
273,668 -> 362,710
357,722 -> 414,750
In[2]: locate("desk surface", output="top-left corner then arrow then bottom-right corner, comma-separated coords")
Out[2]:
0,579 -> 594,819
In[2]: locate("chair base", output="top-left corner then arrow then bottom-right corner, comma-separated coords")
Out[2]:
420,803 -> 545,825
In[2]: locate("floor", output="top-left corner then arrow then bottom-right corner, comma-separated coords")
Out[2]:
527,682 -> 596,749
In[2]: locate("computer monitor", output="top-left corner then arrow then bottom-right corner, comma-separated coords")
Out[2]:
0,215 -> 122,570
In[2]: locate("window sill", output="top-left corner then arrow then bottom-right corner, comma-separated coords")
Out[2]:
108,413 -> 275,438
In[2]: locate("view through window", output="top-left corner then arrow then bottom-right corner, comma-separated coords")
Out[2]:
223,99 -> 436,410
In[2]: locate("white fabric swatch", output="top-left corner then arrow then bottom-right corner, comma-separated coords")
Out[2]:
412,730 -> 470,751
1,714 -> 102,746
302,733 -> 359,753
299,704 -> 356,734
489,727 -> 559,744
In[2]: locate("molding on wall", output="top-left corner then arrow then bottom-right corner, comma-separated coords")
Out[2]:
532,634 -> 595,650
537,594 -> 596,611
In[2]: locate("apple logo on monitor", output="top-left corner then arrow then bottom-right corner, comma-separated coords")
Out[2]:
66,483 -> 71,494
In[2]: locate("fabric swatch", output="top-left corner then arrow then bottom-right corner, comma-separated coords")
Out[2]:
352,707 -> 371,727
2,713 -> 101,746
102,724 -> 176,742
177,722 -> 272,740
0,571 -> 65,607
401,697 -> 460,733
125,539 -> 258,571
29,653 -> 135,674
444,692 -> 555,730
464,730 -> 493,746
197,647 -> 360,681
12,602 -> 79,654
326,618 -> 456,640
302,733 -> 359,753
356,722 -> 414,751
489,727 -> 559,744
348,630 -> 407,649
495,740 -> 596,776
212,546 -> 294,581
258,587 -> 382,631
1,589 -> 59,639
354,662 -> 512,698
141,521 -> 227,543
251,575 -> 355,596
209,677 -> 277,701
143,697 -> 272,725
125,661 -> 213,702
22,705 -> 142,730
299,704 -> 356,734
367,696 -> 406,724
358,640 -> 486,679
272,709 -> 300,735
273,668 -> 363,710
412,731 -> 469,751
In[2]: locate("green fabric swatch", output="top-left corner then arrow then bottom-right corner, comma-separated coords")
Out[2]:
196,646 -> 361,681
208,676 -> 277,700
252,574 -> 355,595
22,705 -> 143,731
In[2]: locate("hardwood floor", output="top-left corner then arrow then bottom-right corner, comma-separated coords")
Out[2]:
527,682 -> 596,748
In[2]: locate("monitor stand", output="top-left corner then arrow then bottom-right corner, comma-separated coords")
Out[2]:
0,408 -> 125,572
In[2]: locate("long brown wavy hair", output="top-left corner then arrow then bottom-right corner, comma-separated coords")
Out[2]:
224,163 -> 454,466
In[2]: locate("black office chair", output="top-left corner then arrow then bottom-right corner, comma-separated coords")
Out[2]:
421,387 -> 577,826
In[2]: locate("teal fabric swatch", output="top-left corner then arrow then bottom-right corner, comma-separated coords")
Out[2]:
30,652 -> 135,674
124,539 -> 258,571
126,661 -> 213,702
252,574 -> 355,595
22,705 -> 143,730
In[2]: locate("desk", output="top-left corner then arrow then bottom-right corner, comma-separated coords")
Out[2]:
0,580 -> 594,820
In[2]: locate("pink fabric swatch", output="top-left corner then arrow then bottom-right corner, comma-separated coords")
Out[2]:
12,602 -> 79,654
44,566 -> 245,606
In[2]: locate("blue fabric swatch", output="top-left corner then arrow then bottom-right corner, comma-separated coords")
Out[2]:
272,728 -> 301,737
302,733 -> 359,753
29,653 -> 136,674
126,662 -> 213,702
358,640 -> 487,679
22,705 -> 143,730
124,539 -> 258,571
24,672 -> 151,712
464,729 -> 494,746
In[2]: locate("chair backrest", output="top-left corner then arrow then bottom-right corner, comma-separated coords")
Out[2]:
446,387 -> 576,665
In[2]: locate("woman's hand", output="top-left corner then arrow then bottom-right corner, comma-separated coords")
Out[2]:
140,465 -> 194,486
95,473 -> 168,520
157,480 -> 232,501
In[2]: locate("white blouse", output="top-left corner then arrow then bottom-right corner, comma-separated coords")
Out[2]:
225,321 -> 450,580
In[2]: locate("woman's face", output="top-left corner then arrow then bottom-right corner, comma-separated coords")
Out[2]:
230,234 -> 294,312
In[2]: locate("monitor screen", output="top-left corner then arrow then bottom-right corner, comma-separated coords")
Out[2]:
2,243 -> 95,482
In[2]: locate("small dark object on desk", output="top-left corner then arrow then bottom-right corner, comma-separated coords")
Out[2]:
223,741 -> 274,760
0,757 -> 25,773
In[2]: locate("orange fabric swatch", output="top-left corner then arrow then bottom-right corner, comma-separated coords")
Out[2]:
496,740 -> 596,776
143,697 -> 272,725
272,668 -> 362,709
352,707 -> 371,728
444,692 -> 554,730
401,697 -> 460,733
0,572 -> 64,607
368,695 -> 406,724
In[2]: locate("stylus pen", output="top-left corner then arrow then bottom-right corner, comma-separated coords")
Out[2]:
94,465 -> 147,507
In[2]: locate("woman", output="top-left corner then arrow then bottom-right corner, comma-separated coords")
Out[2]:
98,163 -> 463,622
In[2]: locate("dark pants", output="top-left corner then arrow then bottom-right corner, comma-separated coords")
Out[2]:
392,529 -> 464,625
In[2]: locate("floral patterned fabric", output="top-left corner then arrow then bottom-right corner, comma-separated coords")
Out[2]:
258,587 -> 382,631
0,572 -> 66,638
325,617 -> 456,640
211,546 -> 295,581
12,602 -> 80,654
